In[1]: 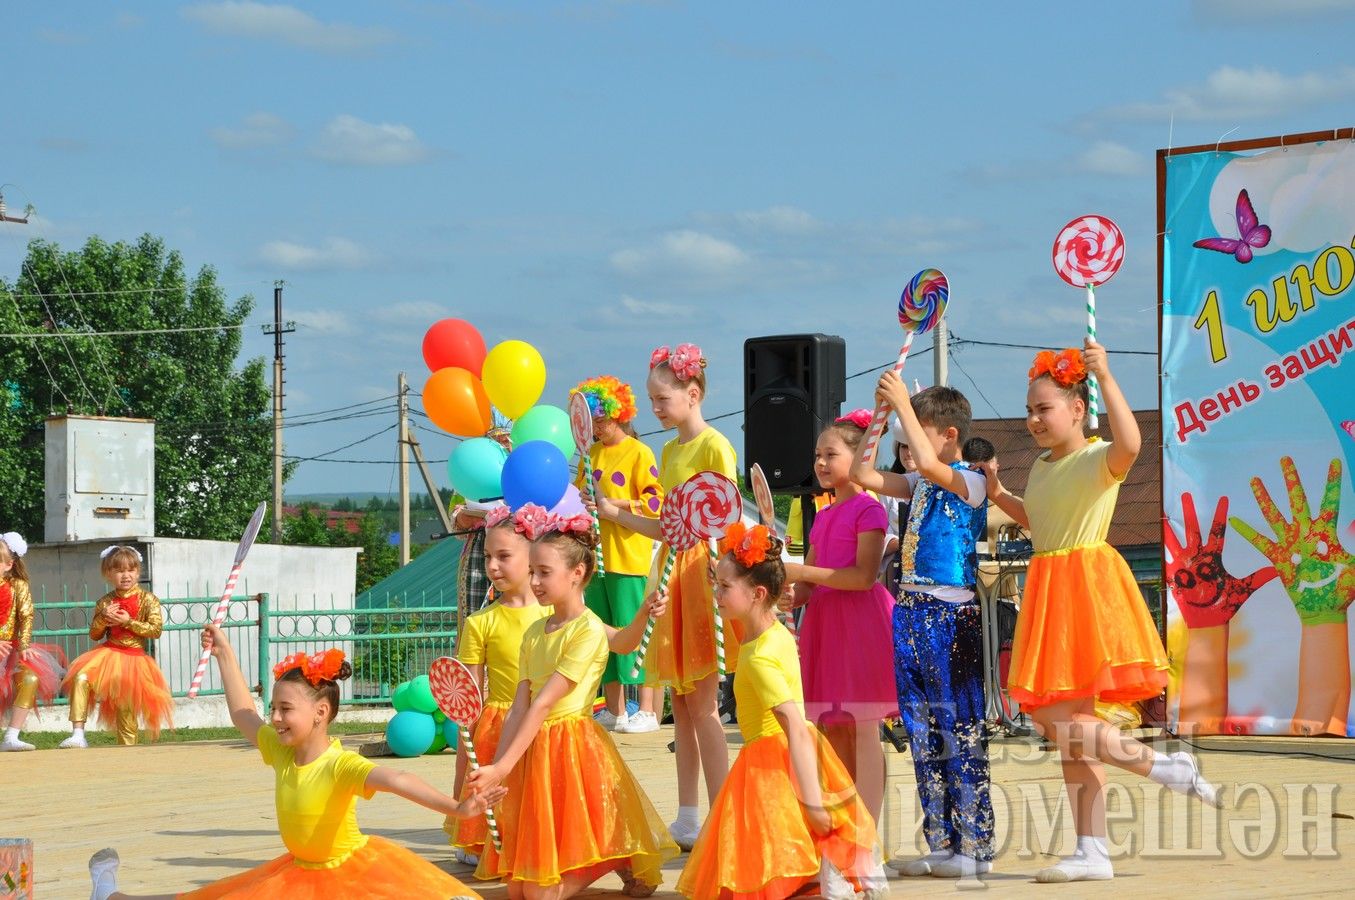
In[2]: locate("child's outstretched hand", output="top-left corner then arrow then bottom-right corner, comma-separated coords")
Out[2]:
1229,457 -> 1355,626
1083,338 -> 1111,381
457,785 -> 508,818
641,590 -> 668,620
876,370 -> 911,413
201,623 -> 232,658
465,763 -> 503,794
1166,492 -> 1277,629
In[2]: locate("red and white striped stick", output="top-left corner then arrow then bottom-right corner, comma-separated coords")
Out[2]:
749,463 -> 796,641
862,331 -> 916,465
188,502 -> 267,699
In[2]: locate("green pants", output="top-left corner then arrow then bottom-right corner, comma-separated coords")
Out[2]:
584,572 -> 648,685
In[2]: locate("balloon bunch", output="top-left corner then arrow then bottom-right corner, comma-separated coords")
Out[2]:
422,319 -> 575,511
385,674 -> 460,757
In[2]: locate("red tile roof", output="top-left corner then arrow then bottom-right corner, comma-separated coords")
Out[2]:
970,410 -> 1162,549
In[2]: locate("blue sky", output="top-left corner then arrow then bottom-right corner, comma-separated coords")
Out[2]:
4,0 -> 1355,494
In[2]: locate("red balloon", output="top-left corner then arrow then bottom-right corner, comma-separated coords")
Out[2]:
422,319 -> 487,377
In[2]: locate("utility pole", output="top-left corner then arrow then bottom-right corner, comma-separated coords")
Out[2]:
0,192 -> 32,224
397,372 -> 411,566
408,423 -> 455,535
933,317 -> 949,387
263,282 -> 295,542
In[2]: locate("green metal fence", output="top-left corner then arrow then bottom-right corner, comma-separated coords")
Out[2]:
33,590 -> 458,708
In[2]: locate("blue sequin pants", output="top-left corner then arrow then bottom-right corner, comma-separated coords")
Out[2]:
893,592 -> 995,860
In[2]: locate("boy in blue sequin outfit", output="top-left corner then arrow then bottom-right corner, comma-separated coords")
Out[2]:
851,374 -> 993,880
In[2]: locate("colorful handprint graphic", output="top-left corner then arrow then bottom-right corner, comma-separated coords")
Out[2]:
1229,457 -> 1355,626
1166,492 -> 1277,628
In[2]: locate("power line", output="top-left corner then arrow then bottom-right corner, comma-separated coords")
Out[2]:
284,423 -> 398,463
951,334 -> 1155,356
0,320 -> 277,339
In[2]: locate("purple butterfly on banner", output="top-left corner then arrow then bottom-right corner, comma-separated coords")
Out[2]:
1193,188 -> 1271,264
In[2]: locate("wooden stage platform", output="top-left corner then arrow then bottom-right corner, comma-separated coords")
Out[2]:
18,727 -> 1354,897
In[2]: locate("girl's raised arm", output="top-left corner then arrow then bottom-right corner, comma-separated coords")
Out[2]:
202,623 -> 264,746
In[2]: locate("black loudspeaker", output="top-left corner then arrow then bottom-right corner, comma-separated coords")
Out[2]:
744,334 -> 847,494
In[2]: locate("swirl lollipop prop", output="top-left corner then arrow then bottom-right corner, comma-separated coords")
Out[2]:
429,656 -> 501,849
750,463 -> 796,642
1052,215 -> 1124,430
568,392 -> 605,576
863,268 -> 949,464
681,471 -> 743,676
631,483 -> 697,677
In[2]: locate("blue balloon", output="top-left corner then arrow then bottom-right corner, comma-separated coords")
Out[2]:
441,716 -> 461,751
501,440 -> 569,510
386,710 -> 437,757
448,437 -> 509,503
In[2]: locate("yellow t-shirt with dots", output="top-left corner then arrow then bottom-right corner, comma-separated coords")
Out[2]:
575,436 -> 664,575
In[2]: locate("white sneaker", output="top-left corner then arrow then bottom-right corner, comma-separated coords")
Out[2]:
617,710 -> 660,734
89,847 -> 120,900
1171,750 -> 1223,809
889,848 -> 952,876
1035,853 -> 1113,882
0,736 -> 35,752
668,819 -> 701,851
818,856 -> 855,900
594,709 -> 627,731
930,854 -> 991,878
60,733 -> 89,749
453,847 -> 479,866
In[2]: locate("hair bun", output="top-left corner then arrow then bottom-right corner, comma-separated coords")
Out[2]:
335,660 -> 353,682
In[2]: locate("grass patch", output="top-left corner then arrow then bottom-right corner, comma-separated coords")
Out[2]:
22,721 -> 381,750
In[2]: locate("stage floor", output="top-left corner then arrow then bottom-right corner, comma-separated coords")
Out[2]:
19,727 -> 1354,897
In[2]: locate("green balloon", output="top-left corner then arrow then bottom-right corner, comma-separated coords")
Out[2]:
425,731 -> 448,754
510,405 -> 575,459
391,682 -> 414,712
408,674 -> 439,714
433,709 -> 447,724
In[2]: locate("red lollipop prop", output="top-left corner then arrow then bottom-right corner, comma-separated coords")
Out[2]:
1052,215 -> 1124,430
429,656 -> 500,849
676,471 -> 742,675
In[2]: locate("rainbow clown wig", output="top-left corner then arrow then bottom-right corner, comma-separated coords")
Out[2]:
571,376 -> 638,424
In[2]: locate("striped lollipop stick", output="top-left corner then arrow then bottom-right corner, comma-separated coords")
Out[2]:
631,545 -> 677,678
706,541 -> 726,676
749,463 -> 796,641
429,657 -> 500,850
862,331 -> 915,465
1086,284 -> 1100,430
189,502 -> 266,699
459,727 -> 501,849
569,393 -> 605,576
581,449 -> 606,576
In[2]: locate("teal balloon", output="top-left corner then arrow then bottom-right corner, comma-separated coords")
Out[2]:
408,674 -> 439,714
425,731 -> 448,754
448,437 -> 509,503
441,717 -> 461,751
386,710 -> 436,757
511,405 -> 574,459
391,682 -> 413,712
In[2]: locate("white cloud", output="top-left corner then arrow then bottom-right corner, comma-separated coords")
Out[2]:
291,309 -> 353,334
259,237 -> 374,270
183,2 -> 394,53
371,301 -> 451,323
619,294 -> 695,318
1076,140 -> 1149,177
1105,66 -> 1355,122
311,115 -> 429,166
1207,140 -> 1355,255
610,230 -> 748,277
210,112 -> 294,149
732,205 -> 820,234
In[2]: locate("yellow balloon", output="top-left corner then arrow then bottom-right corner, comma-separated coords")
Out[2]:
482,340 -> 546,420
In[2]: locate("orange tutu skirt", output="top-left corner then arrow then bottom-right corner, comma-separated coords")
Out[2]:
478,714 -> 678,887
445,702 -> 508,857
177,835 -> 479,899
62,645 -> 174,738
644,544 -> 743,694
1007,543 -> 1168,709
677,731 -> 879,899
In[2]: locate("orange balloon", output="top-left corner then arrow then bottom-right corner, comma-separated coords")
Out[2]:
423,367 -> 492,437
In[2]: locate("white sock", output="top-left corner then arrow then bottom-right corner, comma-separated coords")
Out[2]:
3,726 -> 18,742
89,848 -> 120,900
1148,751 -> 1184,786
673,805 -> 700,830
1076,835 -> 1109,860
72,725 -> 86,740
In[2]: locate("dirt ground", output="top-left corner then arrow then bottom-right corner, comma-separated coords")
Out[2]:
16,727 -> 1355,897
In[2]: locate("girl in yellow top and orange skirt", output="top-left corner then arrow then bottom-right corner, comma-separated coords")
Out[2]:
594,342 -> 740,849
467,506 -> 677,898
88,627 -> 501,900
678,523 -> 887,900
983,343 -> 1221,883
60,545 -> 173,747
446,504 -> 551,869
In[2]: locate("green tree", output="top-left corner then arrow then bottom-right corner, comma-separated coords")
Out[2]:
0,235 -> 278,540
282,504 -> 331,546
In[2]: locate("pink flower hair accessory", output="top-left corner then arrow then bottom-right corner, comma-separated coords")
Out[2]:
836,408 -> 873,429
514,504 -> 555,540
551,512 -> 593,535
483,505 -> 512,529
650,343 -> 704,381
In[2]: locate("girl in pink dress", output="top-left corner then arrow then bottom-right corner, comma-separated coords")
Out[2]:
784,410 -> 898,826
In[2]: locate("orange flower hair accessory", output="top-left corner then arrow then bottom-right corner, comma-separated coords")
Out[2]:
273,648 -> 346,686
719,521 -> 773,568
1028,348 -> 1087,387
